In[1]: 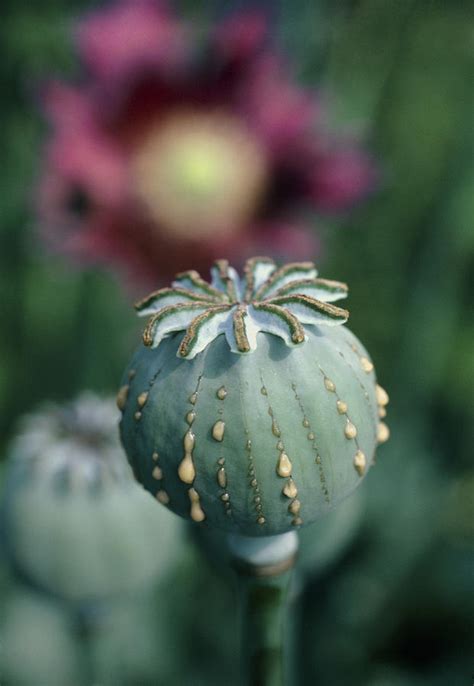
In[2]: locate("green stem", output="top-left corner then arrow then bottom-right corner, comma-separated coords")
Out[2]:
229,532 -> 298,686
238,569 -> 293,686
74,610 -> 97,686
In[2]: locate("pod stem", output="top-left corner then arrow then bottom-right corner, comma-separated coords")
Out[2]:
74,608 -> 98,686
229,532 -> 298,686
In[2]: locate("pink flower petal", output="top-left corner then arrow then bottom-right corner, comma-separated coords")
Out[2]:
214,10 -> 268,63
42,81 -> 95,132
308,147 -> 378,212
239,56 -> 320,156
45,132 -> 127,206
77,0 -> 186,81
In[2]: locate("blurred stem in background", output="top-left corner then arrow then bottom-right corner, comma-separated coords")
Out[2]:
0,214 -> 29,445
393,123 -> 474,459
74,610 -> 98,686
71,270 -> 120,391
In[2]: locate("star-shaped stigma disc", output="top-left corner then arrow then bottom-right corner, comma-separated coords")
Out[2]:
135,258 -> 349,359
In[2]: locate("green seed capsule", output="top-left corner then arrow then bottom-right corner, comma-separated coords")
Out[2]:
120,258 -> 389,536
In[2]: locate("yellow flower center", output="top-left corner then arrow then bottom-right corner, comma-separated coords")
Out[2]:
132,110 -> 268,240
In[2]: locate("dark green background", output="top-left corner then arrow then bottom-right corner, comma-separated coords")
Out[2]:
1,1 -> 473,685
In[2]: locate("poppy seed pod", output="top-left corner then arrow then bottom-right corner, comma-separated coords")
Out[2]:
0,394 -> 167,601
119,258 -> 389,536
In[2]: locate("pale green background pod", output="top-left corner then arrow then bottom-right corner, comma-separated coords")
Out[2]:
119,259 -> 389,537
0,394 -> 169,601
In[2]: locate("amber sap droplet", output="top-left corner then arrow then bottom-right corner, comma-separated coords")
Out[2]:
378,406 -> 387,418
260,386 -> 268,396
137,391 -> 149,408
183,430 -> 195,452
344,421 -> 357,439
375,384 -> 389,406
152,466 -> 163,480
217,467 -> 227,489
156,490 -> 170,505
257,516 -> 266,525
134,411 -> 142,421
307,432 -> 315,441
221,492 -> 230,502
292,517 -> 303,527
186,410 -> 196,425
360,357 -> 374,373
152,451 -> 159,461
272,420 -> 281,437
178,430 -> 196,484
189,392 -> 198,405
217,386 -> 227,400
289,499 -> 301,515
178,455 -> 195,484
377,422 -> 390,444
324,378 -> 336,392
336,400 -> 347,414
277,452 -> 292,477
116,385 -> 129,411
212,420 -> 225,442
353,450 -> 366,476
283,478 -> 298,499
189,488 -> 206,522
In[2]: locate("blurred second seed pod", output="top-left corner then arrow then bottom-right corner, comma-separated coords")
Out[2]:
0,393 -> 184,602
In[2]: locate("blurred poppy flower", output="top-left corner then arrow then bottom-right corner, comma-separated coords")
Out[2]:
38,0 -> 376,286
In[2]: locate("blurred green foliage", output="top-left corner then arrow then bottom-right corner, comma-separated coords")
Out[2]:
0,1 -> 472,685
